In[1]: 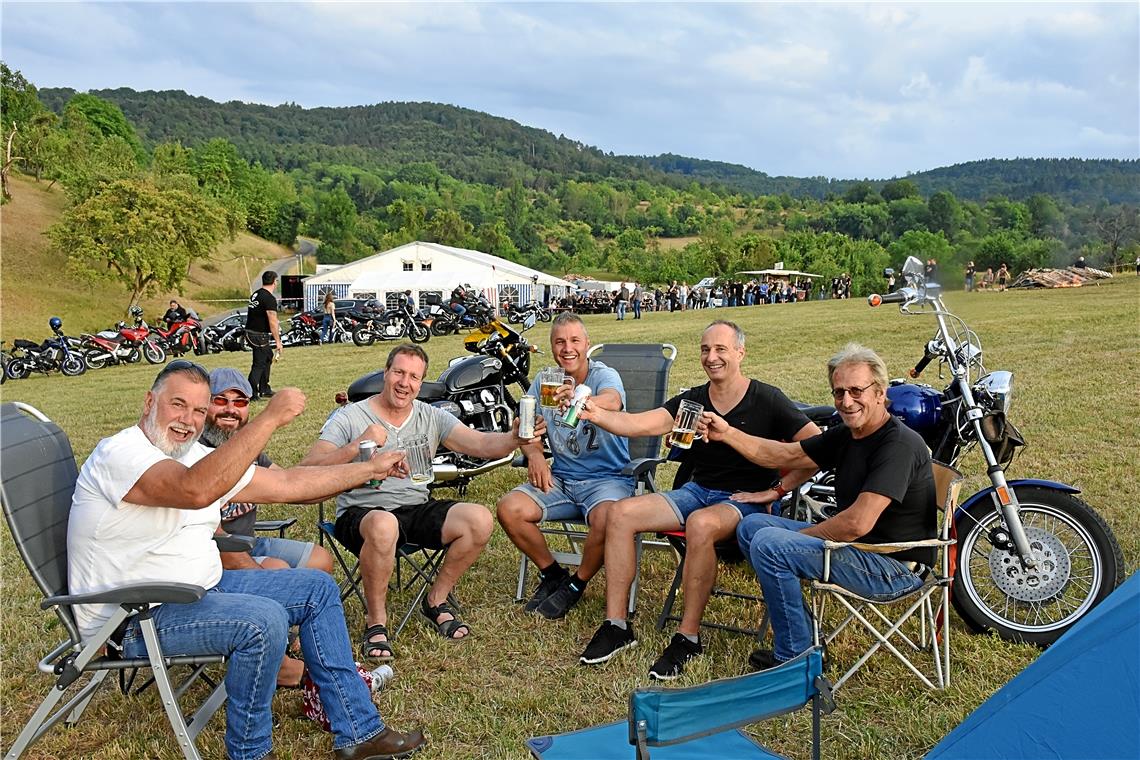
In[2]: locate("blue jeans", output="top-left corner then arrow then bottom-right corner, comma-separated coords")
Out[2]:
632,299 -> 641,318
736,513 -> 923,662
320,313 -> 333,342
616,301 -> 627,319
121,569 -> 383,760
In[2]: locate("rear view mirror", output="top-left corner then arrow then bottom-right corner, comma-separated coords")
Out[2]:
523,313 -> 537,331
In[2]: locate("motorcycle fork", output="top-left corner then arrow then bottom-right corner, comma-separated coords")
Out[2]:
969,415 -> 1038,569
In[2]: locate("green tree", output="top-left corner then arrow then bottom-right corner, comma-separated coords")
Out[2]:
1,62 -> 44,130
63,93 -> 146,163
881,178 -> 921,202
50,178 -> 229,308
927,190 -> 960,240
310,186 -> 359,261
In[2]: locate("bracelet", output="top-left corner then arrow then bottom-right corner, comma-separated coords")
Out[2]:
773,483 -> 789,499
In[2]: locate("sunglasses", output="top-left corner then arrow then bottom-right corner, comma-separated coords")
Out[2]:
211,395 -> 250,408
830,382 -> 877,401
155,359 -> 209,383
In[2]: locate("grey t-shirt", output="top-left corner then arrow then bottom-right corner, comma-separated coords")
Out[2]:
319,398 -> 460,518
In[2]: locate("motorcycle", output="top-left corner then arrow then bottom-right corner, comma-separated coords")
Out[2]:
791,255 -> 1122,647
335,314 -> 541,495
351,298 -> 430,346
150,311 -> 205,356
5,318 -> 88,379
201,315 -> 249,353
81,320 -> 166,368
505,300 -> 552,325
282,311 -> 324,347
431,291 -> 497,336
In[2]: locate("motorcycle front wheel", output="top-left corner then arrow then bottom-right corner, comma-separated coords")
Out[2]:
409,322 -> 430,344
143,340 -> 167,364
539,309 -> 552,322
60,354 -> 87,376
952,486 -> 1123,647
352,326 -> 375,347
5,359 -> 31,380
431,319 -> 455,336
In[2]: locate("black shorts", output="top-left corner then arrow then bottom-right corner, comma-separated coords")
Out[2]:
334,500 -> 459,554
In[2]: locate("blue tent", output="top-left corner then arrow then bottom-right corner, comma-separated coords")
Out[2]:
928,571 -> 1139,759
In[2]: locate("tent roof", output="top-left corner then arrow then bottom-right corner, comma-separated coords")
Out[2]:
738,269 -> 823,279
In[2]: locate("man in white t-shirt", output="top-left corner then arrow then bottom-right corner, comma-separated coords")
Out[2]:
301,344 -> 544,662
67,360 -> 425,760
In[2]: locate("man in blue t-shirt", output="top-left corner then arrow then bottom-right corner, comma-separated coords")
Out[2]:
497,313 -> 634,620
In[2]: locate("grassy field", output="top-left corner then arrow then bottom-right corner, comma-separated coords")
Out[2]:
1,276 -> 1137,759
0,174 -> 294,342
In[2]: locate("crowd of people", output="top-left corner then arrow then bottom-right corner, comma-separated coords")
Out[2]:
66,308 -> 939,759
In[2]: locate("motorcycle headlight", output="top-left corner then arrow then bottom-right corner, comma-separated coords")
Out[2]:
974,370 -> 1014,415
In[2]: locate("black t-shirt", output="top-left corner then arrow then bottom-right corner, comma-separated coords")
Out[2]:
800,416 -> 936,565
663,380 -> 810,493
246,287 -> 277,333
200,438 -> 273,538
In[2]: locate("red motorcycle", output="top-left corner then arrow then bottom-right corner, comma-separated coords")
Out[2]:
83,310 -> 167,368
149,310 -> 205,356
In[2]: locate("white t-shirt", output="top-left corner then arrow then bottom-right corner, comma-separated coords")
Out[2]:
67,426 -> 255,641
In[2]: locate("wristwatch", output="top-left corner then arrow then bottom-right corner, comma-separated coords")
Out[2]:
773,483 -> 789,499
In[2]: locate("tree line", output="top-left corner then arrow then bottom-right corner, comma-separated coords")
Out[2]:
3,62 -> 1138,307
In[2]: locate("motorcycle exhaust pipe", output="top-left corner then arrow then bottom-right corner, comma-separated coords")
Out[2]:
431,454 -> 515,483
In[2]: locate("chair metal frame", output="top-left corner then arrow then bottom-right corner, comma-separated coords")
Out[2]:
513,343 -> 676,617
317,500 -> 457,638
1,402 -> 227,760
810,461 -> 964,691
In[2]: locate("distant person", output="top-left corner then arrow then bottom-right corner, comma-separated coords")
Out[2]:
997,263 -> 1009,292
163,300 -> 188,328
320,291 -> 336,344
887,271 -> 897,293
616,282 -> 629,321
1073,256 -> 1087,270
449,284 -> 468,321
632,283 -> 643,319
246,270 -> 282,402
964,261 -> 975,292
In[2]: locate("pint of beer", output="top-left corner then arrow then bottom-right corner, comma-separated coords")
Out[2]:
538,367 -> 565,408
669,400 -> 703,449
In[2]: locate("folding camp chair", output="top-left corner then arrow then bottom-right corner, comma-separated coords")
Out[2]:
513,343 -> 676,616
1,402 -> 227,760
810,461 -> 964,691
316,500 -> 457,639
526,647 -> 834,759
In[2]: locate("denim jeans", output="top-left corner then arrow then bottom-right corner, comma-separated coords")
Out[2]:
736,513 -> 923,662
632,299 -> 641,318
616,300 -> 627,319
320,313 -> 333,342
121,569 -> 383,760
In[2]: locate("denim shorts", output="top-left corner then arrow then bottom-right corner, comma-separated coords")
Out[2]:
660,480 -> 763,526
251,536 -> 315,568
514,475 -> 635,523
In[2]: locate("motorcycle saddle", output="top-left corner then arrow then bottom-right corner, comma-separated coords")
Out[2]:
795,402 -> 840,425
14,339 -> 39,350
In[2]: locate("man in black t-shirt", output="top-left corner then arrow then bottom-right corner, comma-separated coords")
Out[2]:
709,343 -> 936,669
575,321 -> 819,679
246,271 -> 283,401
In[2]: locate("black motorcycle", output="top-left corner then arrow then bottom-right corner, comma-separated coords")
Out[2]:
351,298 -> 430,346
202,313 -> 250,353
506,301 -> 552,324
337,314 -> 540,494
5,318 -> 88,380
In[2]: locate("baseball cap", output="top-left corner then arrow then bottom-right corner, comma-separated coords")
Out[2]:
209,367 -> 253,398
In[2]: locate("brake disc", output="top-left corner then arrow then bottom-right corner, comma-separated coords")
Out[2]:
987,526 -> 1071,602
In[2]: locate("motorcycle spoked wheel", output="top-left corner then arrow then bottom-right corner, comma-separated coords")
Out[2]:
125,348 -> 142,363
352,326 -> 375,347
410,322 -> 430,343
952,486 -> 1124,647
84,349 -> 111,370
539,310 -> 552,322
60,354 -> 87,376
5,359 -> 31,380
143,340 -> 167,364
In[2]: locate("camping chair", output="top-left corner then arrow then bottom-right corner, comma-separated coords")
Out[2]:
1,402 -> 227,760
513,343 -> 676,616
810,461 -> 964,691
526,647 -> 834,759
316,500 -> 457,639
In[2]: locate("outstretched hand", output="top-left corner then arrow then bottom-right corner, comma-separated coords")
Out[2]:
700,410 -> 730,441
513,414 -> 547,445
370,449 -> 408,480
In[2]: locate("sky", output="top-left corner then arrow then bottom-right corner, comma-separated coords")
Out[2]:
3,2 -> 1137,180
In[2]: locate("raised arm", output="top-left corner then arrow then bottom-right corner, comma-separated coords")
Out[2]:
578,398 -> 673,438
704,411 -> 819,471
300,421 -> 392,466
234,449 -> 407,504
446,414 -> 546,459
124,388 -> 306,509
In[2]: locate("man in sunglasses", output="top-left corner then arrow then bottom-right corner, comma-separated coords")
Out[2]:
67,360 -> 426,760
704,343 -> 937,671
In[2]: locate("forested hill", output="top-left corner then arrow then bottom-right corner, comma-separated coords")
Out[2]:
37,87 -> 1139,204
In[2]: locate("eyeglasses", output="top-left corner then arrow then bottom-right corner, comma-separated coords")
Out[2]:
831,382 -> 877,401
211,395 -> 250,408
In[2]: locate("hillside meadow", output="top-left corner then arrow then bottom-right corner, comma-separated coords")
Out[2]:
0,174 -> 294,342
1,265 -> 1138,758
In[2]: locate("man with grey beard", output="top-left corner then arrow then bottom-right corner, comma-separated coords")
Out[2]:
67,360 -> 427,760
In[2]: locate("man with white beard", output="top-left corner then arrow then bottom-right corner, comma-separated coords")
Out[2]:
67,360 -> 427,760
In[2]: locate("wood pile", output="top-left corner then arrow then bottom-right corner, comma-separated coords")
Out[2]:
1009,266 -> 1113,289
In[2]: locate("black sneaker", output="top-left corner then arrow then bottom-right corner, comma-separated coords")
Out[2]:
748,648 -> 782,672
535,576 -> 584,619
579,621 -> 637,665
523,567 -> 568,612
648,633 -> 703,680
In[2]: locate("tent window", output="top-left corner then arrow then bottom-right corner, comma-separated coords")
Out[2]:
385,292 -> 402,309
402,261 -> 414,272
499,285 -> 521,306
352,291 -> 377,302
421,261 -> 432,271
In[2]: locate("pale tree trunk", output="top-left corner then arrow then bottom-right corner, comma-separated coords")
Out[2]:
2,123 -> 25,202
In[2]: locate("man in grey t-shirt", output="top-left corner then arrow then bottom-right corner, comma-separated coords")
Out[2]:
302,344 -> 543,661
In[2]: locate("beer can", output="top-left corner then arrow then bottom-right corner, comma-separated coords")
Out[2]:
358,440 -> 381,488
518,395 -> 537,438
368,663 -> 395,692
558,385 -> 592,427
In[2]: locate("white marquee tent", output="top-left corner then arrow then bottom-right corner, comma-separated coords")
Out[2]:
302,241 -> 573,312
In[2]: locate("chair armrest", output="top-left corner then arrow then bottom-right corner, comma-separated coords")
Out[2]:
623,457 -> 665,479
214,533 -> 256,553
42,581 -> 208,609
254,518 -> 297,534
822,538 -> 950,554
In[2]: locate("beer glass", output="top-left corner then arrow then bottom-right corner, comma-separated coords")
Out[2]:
539,367 -> 565,408
669,400 -> 703,449
399,434 -> 434,485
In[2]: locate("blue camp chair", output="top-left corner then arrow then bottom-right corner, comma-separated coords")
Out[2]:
526,648 -> 833,759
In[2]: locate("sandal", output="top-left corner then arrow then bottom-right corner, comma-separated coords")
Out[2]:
360,624 -> 395,661
421,598 -> 470,641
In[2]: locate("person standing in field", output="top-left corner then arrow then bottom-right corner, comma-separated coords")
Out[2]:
246,271 -> 283,402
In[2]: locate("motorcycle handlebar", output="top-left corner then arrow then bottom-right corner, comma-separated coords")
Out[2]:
867,291 -> 907,307
909,351 -> 935,379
